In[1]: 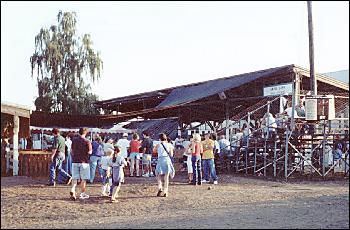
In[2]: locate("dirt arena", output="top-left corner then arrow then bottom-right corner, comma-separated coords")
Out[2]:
1,172 -> 349,229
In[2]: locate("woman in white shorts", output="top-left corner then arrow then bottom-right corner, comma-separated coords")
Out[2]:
183,137 -> 193,183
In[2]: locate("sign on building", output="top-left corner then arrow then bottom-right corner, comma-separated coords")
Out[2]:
305,95 -> 335,121
263,83 -> 293,96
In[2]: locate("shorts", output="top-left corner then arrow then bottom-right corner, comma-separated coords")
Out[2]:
129,152 -> 141,160
72,163 -> 90,180
101,168 -> 111,185
186,155 -> 193,174
142,154 -> 152,164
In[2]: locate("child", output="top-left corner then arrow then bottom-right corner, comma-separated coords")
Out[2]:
99,148 -> 113,197
109,146 -> 128,203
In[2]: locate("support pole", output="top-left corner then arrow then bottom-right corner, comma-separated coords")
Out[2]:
322,121 -> 327,178
254,139 -> 257,175
274,139 -> 277,178
285,129 -> 289,181
246,112 -> 251,175
41,129 -> 43,150
307,1 -> 317,95
285,80 -> 296,181
13,115 -> 19,176
264,102 -> 270,177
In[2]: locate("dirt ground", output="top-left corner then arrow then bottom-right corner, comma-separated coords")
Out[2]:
1,172 -> 349,229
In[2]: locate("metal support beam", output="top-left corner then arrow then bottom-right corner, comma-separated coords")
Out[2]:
13,115 -> 19,176
307,1 -> 317,95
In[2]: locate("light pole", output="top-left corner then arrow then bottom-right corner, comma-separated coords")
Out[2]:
307,1 -> 317,95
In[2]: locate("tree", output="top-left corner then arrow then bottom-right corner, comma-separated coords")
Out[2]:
30,11 -> 103,115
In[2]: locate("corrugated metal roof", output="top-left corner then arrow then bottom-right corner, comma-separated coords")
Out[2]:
95,64 -> 348,112
156,65 -> 293,108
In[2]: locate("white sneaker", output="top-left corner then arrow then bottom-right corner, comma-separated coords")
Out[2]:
213,181 -> 218,185
142,173 -> 150,177
101,192 -> 109,197
79,193 -> 90,199
201,179 -> 209,183
149,172 -> 154,177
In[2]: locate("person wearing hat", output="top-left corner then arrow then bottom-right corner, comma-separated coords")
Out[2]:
116,134 -> 130,158
116,133 -> 130,169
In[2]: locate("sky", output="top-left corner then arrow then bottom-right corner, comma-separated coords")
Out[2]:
1,1 -> 349,110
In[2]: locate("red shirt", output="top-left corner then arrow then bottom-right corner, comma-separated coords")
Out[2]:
129,139 -> 141,153
192,142 -> 202,156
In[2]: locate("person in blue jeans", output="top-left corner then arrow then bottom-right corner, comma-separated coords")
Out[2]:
49,128 -> 71,186
201,133 -> 218,184
57,135 -> 73,184
191,133 -> 203,185
89,136 -> 105,183
64,135 -> 73,175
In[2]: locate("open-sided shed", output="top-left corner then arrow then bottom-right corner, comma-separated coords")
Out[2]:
94,64 -> 348,128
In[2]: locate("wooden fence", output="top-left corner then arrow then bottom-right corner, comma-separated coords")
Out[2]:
18,150 -> 51,177
2,148 -> 187,178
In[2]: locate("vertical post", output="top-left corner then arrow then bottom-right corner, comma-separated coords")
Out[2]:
264,102 -> 270,177
307,1 -> 317,95
41,129 -> 44,150
13,115 -> 19,176
254,140 -> 257,175
285,129 -> 289,181
246,112 -> 251,175
274,139 -> 277,178
225,102 -> 233,172
291,81 -> 296,132
285,81 -> 296,180
322,120 -> 327,178
294,73 -> 301,106
225,102 -> 230,141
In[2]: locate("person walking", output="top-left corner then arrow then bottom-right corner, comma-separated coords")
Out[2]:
89,136 -> 105,183
48,128 -> 72,186
70,128 -> 92,200
109,146 -> 128,203
154,133 -> 175,197
99,148 -> 113,197
57,133 -> 73,184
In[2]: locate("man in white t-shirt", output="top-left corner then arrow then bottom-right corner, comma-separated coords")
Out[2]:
116,133 -> 130,177
116,133 -> 130,159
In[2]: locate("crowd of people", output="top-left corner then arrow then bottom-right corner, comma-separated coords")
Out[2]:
47,128 -> 179,202
45,94 -> 348,202
47,126 -> 235,202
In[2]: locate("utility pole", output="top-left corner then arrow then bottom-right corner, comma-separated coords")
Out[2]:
307,1 -> 317,95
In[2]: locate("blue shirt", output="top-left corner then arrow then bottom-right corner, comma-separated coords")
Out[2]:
92,141 -> 104,157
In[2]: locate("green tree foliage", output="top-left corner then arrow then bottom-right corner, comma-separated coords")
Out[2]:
30,11 -> 103,115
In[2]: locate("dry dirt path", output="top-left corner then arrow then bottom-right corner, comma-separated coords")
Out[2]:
1,173 -> 348,229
